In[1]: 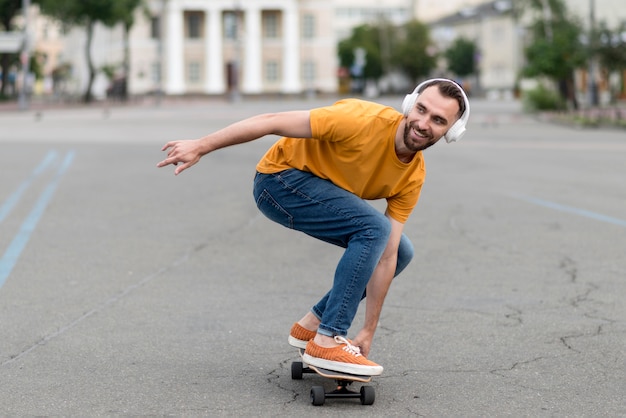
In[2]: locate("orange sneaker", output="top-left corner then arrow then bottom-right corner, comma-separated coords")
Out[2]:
288,323 -> 316,349
302,336 -> 383,376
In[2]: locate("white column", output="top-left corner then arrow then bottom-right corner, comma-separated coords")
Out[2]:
205,7 -> 225,94
242,5 -> 262,94
282,2 -> 301,93
165,1 -> 185,94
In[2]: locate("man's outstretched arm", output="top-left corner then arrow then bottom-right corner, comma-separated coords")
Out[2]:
157,110 -> 312,175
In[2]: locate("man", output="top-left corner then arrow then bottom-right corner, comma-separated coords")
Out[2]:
157,78 -> 470,377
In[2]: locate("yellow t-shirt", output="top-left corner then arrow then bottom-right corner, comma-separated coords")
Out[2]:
256,99 -> 425,223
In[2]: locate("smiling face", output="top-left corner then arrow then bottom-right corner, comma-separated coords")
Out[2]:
398,86 -> 461,156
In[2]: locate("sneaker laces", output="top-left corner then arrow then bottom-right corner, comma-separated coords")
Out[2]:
334,336 -> 362,356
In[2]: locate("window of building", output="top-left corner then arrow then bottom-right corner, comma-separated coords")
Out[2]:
188,61 -> 201,82
151,61 -> 161,83
150,16 -> 160,39
302,14 -> 315,39
185,11 -> 203,39
302,60 -> 316,83
224,11 -> 239,40
263,11 -> 280,39
265,61 -> 279,82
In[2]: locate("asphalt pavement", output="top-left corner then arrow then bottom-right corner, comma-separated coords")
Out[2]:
0,95 -> 624,416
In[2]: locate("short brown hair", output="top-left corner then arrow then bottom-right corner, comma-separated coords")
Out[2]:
419,80 -> 466,118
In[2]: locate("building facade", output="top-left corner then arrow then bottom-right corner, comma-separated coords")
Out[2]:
17,0 -> 625,100
429,0 -> 626,101
27,0 -> 424,98
134,0 -> 337,96
26,0 -> 337,98
430,1 -> 523,97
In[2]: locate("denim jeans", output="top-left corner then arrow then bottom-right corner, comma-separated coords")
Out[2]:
253,169 -> 414,337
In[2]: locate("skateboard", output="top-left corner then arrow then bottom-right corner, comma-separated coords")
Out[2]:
291,349 -> 375,406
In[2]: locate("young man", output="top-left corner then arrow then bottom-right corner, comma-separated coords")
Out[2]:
157,78 -> 470,376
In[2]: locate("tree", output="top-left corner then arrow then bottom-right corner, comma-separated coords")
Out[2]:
338,24 -> 384,82
0,0 -> 30,98
596,22 -> 626,72
594,22 -> 626,102
338,19 -> 437,89
444,37 -> 476,78
38,0 -> 143,102
110,0 -> 144,100
521,0 -> 586,108
390,20 -> 436,84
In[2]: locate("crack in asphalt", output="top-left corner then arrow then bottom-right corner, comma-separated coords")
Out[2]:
490,356 -> 546,375
266,361 -> 301,407
1,253 -> 190,367
2,211 -> 264,367
559,256 -> 578,282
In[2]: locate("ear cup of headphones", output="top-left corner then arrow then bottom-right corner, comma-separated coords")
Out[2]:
443,97 -> 470,142
402,92 -> 418,117
444,119 -> 466,143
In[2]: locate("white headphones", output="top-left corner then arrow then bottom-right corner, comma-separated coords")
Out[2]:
401,78 -> 470,143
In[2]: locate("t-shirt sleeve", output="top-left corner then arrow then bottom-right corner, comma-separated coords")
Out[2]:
386,183 -> 423,223
310,99 -> 368,143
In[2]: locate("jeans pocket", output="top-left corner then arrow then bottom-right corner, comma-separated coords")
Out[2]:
255,189 -> 294,229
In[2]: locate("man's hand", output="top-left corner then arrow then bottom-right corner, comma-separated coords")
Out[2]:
351,329 -> 374,358
156,139 -> 204,175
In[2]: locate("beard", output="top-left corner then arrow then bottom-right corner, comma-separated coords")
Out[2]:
403,121 -> 436,152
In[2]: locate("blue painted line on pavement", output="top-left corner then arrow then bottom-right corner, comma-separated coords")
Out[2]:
0,150 -> 75,288
514,194 -> 626,228
0,150 -> 58,224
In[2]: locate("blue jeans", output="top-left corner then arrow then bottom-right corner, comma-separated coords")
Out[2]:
253,169 -> 414,337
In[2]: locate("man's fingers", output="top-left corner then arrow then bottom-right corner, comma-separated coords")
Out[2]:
156,156 -> 179,168
157,141 -> 196,174
174,162 -> 190,175
161,141 -> 175,151
156,158 -> 173,168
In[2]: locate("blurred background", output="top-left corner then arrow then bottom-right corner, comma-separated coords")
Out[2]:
1,0 -> 625,117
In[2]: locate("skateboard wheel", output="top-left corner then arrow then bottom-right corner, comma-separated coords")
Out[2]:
360,386 -> 375,405
310,386 -> 325,406
291,361 -> 303,380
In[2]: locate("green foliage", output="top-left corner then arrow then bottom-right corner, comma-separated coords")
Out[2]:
596,23 -> 626,71
391,20 -> 436,83
0,0 -> 40,97
523,18 -> 586,80
38,0 -> 105,26
521,0 -> 585,107
523,84 -> 566,111
0,0 -> 23,30
37,0 -> 143,102
29,50 -> 45,79
100,63 -> 117,81
338,19 -> 435,83
37,0 -> 142,29
110,0 -> 143,29
444,37 -> 476,77
338,24 -> 383,80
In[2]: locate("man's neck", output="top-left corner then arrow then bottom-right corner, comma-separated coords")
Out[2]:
394,120 -> 416,163
396,150 -> 416,164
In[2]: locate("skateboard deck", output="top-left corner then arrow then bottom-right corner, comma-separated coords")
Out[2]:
298,348 -> 372,382
292,348 -> 376,405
